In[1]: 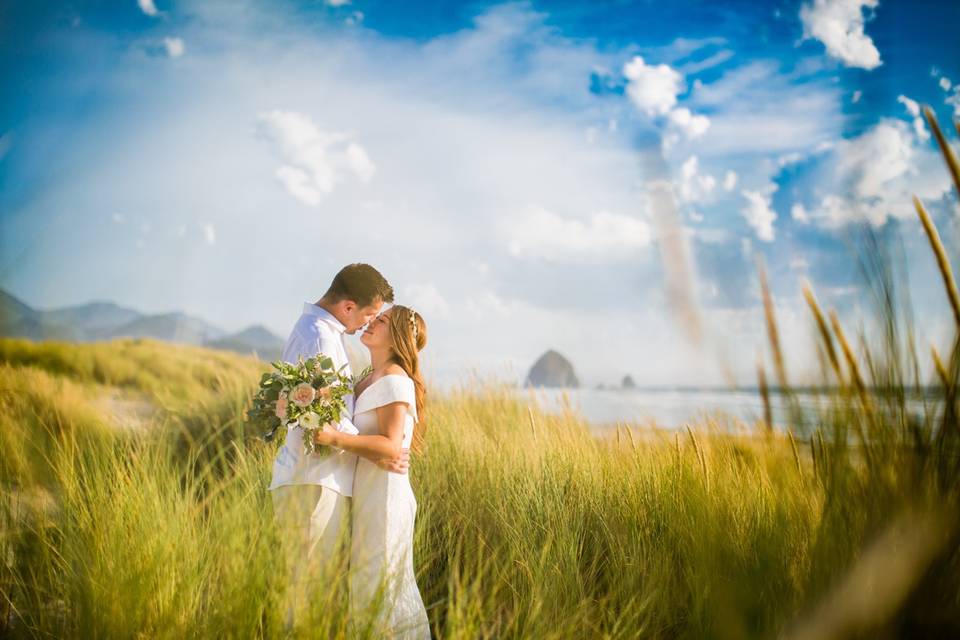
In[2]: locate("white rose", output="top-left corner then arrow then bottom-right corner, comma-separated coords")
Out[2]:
298,411 -> 321,430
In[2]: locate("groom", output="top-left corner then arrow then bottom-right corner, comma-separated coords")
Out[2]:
269,263 -> 409,626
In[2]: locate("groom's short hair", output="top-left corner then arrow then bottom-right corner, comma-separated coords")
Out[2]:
325,263 -> 394,307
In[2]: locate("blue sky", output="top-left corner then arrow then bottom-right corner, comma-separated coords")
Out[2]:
1,0 -> 959,386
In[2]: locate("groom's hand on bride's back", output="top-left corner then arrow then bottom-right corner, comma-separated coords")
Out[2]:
376,448 -> 410,475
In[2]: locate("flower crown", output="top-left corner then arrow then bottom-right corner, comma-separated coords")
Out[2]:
407,308 -> 419,343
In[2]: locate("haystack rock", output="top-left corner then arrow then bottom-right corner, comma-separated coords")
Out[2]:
525,350 -> 579,388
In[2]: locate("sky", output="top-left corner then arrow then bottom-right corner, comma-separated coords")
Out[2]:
1,0 -> 959,387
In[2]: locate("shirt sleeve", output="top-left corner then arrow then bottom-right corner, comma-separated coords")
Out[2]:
312,331 -> 359,436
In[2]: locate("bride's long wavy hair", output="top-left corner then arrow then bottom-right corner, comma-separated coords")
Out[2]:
386,305 -> 428,454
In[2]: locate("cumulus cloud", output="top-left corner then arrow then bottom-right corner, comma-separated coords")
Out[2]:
506,206 -> 652,261
947,88 -> 960,118
623,56 -> 683,116
163,37 -> 185,58
897,95 -> 930,141
852,90 -> 862,103
622,56 -> 710,147
791,203 -> 810,223
940,77 -> 952,91
667,107 -> 710,139
677,156 -> 716,204
801,119 -> 952,227
722,170 -> 738,191
800,0 -> 882,70
256,110 -> 375,206
740,185 -> 778,242
138,0 -> 159,17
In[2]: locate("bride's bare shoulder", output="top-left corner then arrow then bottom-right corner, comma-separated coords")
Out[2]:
384,363 -> 408,378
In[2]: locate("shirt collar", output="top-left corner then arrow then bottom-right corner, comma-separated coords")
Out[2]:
302,302 -> 346,334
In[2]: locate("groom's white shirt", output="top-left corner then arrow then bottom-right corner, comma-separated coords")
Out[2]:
268,302 -> 359,496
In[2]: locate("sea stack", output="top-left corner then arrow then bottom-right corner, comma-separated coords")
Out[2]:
525,350 -> 579,388
621,375 -> 636,390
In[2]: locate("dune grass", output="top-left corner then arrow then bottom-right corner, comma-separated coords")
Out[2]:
0,336 -> 954,638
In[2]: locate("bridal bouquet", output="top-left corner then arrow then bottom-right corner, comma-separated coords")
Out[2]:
246,354 -> 354,456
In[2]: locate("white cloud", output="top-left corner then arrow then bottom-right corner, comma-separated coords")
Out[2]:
839,120 -> 912,200
791,203 -> 810,223
678,49 -> 735,75
138,0 -> 159,17
506,206 -> 651,261
203,223 -> 216,245
257,110 -> 376,206
722,170 -> 738,191
802,119 -> 952,227
326,0 -> 351,5
800,0 -> 882,70
852,90 -> 862,103
667,107 -> 710,139
940,77 -> 952,91
112,213 -> 126,224
897,94 -> 920,117
465,290 -> 515,318
622,56 -> 711,151
344,142 -> 376,181
163,37 -> 185,58
947,88 -> 960,118
689,61 -> 841,155
740,185 -> 778,242
677,156 -> 716,204
345,11 -> 364,26
623,56 -> 683,116
405,282 -> 451,318
777,151 -> 805,167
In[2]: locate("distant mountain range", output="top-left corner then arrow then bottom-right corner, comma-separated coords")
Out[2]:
0,288 -> 285,361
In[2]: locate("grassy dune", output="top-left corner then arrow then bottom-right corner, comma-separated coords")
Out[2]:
0,334 -> 955,639
2,109 -> 959,638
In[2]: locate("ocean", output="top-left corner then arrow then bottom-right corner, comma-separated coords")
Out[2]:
515,386 -> 934,431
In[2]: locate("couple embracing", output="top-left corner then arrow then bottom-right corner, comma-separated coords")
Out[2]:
268,263 -> 431,638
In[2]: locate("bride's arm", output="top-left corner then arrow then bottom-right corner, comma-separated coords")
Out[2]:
313,401 -> 407,462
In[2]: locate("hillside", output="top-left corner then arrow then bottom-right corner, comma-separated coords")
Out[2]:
0,288 -> 284,360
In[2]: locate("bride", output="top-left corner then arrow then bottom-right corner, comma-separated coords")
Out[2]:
313,304 -> 431,639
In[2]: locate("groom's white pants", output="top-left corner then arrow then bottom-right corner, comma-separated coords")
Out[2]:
271,484 -> 351,628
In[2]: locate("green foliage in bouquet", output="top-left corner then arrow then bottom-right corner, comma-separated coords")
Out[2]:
245,354 -> 353,455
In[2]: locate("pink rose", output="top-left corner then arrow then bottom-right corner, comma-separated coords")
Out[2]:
317,386 -> 333,401
290,383 -> 316,407
275,392 -> 289,419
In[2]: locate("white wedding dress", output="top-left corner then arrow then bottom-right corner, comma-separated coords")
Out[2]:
350,374 -> 431,639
